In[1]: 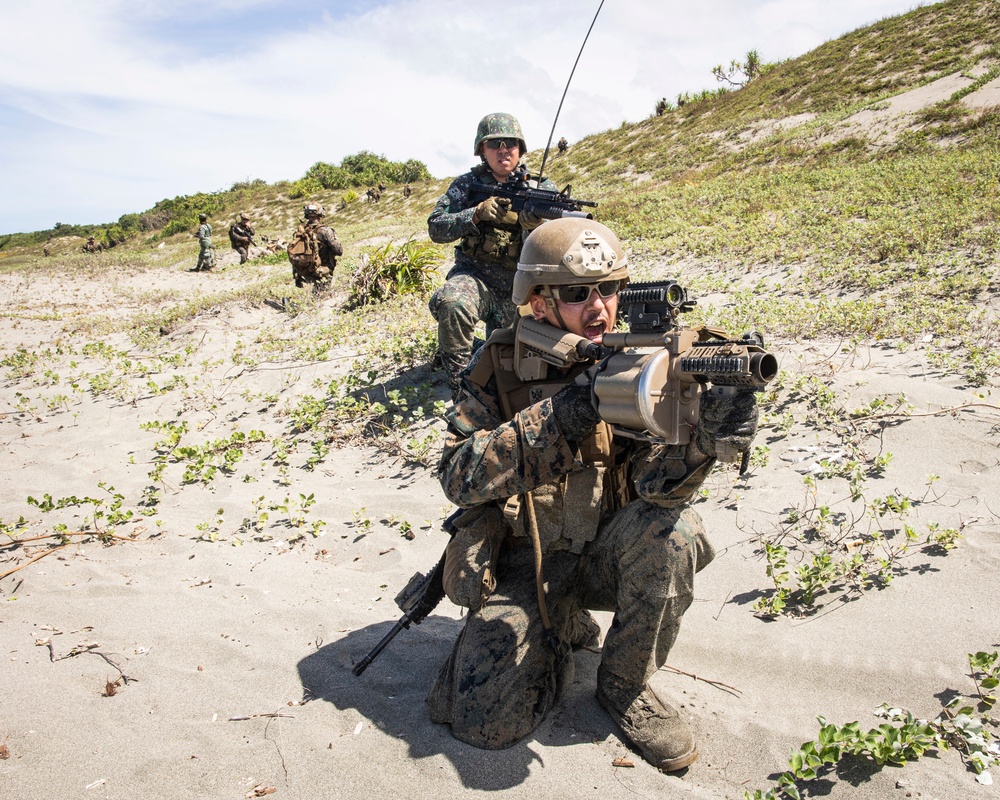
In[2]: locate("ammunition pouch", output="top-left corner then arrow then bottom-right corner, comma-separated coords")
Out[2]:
442,504 -> 509,610
460,222 -> 523,270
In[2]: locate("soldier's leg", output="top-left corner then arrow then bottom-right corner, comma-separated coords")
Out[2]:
576,500 -> 714,772
480,283 -> 519,339
237,246 -> 249,263
427,548 -> 578,749
428,273 -> 487,401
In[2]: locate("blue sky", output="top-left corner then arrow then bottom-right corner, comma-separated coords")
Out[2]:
0,0 -> 927,234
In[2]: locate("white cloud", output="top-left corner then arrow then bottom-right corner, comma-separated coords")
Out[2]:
0,0 -> 925,233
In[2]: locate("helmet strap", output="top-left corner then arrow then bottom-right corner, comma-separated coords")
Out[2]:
538,287 -> 569,330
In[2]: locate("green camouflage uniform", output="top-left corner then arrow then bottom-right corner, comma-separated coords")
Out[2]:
196,222 -> 214,271
427,166 -> 556,399
427,331 -> 716,749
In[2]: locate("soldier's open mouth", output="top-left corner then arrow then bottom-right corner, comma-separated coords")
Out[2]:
583,321 -> 606,341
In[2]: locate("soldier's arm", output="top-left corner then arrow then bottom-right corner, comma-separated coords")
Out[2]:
427,174 -> 480,244
438,377 -> 583,508
319,226 -> 343,257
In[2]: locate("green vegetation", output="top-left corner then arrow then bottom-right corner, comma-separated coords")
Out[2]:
745,650 -> 1000,798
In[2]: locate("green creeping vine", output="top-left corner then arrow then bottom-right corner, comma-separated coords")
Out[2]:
744,651 -> 1000,799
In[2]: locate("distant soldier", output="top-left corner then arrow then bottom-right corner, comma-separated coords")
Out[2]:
82,236 -> 104,253
378,182 -> 387,193
366,186 -> 377,204
228,212 -> 255,264
656,97 -> 668,116
557,136 -> 568,153
403,183 -> 412,198
43,246 -> 51,257
287,203 -> 342,289
193,213 -> 215,272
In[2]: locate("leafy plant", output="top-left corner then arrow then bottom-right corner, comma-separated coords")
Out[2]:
346,237 -> 443,308
745,651 -> 1000,798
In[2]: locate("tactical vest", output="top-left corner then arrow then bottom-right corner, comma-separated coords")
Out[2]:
467,322 -> 635,554
460,164 -> 524,271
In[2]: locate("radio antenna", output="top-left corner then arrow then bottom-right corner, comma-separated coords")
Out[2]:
536,0 -> 606,180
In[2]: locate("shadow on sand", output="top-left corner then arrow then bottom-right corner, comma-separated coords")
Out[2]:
297,615 -> 617,790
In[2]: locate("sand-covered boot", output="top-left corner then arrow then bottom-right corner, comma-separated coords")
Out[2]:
596,667 -> 698,772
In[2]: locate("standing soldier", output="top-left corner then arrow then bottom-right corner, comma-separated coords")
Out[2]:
427,112 -> 555,402
193,213 -> 214,272
557,136 -> 568,153
228,212 -> 255,264
403,183 -> 412,198
287,203 -> 342,289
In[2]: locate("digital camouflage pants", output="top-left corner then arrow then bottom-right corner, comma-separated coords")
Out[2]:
196,244 -> 215,271
426,500 -> 714,749
428,270 -> 517,401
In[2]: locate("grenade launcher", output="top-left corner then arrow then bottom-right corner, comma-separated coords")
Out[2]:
513,280 -> 778,465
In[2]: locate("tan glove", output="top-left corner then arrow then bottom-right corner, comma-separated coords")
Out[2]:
475,196 -> 518,225
518,209 -> 546,230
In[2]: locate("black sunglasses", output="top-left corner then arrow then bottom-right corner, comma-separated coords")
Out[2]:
552,280 -> 621,305
484,138 -> 519,150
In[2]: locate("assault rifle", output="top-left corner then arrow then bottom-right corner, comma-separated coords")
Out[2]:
352,509 -> 462,676
469,164 -> 597,220
512,280 -> 777,469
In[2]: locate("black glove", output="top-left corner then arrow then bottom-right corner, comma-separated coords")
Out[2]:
695,388 -> 759,459
551,372 -> 601,441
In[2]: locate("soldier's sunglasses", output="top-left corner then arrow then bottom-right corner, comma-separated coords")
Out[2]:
484,138 -> 519,150
553,280 -> 622,305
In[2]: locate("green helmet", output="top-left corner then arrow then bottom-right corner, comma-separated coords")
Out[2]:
513,218 -> 629,305
198,213 -> 208,222
473,112 -> 526,156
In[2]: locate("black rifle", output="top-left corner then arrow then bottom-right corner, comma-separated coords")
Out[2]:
351,509 -> 462,677
468,164 -> 597,221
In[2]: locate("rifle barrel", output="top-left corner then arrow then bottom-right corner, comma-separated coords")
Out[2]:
351,615 -> 411,676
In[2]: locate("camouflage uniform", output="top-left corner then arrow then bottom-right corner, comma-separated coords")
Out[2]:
228,217 -> 255,264
427,165 -> 557,399
427,329 -> 716,751
293,220 -> 342,287
196,221 -> 214,271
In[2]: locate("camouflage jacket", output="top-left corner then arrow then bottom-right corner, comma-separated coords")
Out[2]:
314,223 -> 342,267
229,222 -> 254,247
437,331 -> 716,554
197,223 -> 213,247
427,165 -> 557,291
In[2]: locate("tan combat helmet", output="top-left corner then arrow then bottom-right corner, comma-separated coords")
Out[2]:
239,212 -> 250,221
473,112 -> 527,157
303,203 -> 324,218
198,213 -> 208,222
512,217 -> 629,306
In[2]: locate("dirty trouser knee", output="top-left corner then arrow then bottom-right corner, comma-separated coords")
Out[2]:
429,274 -> 483,397
427,548 -> 578,749
577,501 -> 713,690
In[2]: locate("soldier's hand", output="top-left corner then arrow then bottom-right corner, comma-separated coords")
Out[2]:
475,197 -> 518,225
518,209 -> 546,230
695,388 -> 758,459
551,370 -> 601,442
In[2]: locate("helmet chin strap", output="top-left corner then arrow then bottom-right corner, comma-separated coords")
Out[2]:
539,287 -> 569,331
